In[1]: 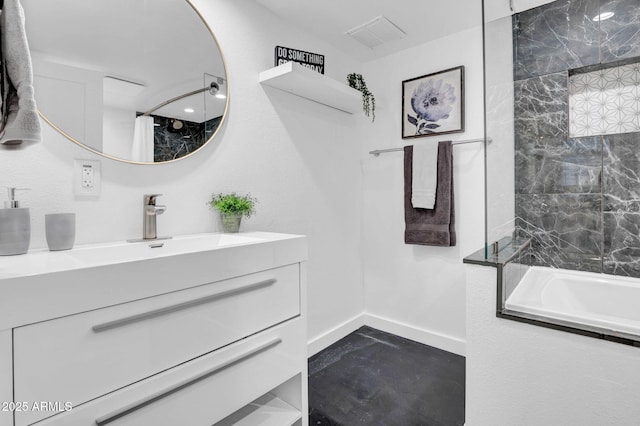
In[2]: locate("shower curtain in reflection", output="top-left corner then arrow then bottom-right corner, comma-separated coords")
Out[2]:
131,115 -> 154,162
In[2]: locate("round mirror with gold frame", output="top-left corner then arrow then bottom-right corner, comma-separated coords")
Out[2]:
23,0 -> 228,164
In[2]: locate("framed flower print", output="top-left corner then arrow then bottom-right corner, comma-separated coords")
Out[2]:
402,66 -> 465,139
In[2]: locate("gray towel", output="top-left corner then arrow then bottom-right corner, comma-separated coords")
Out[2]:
404,142 -> 456,246
0,0 -> 41,145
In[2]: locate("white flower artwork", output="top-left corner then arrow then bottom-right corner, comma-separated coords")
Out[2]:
402,66 -> 464,139
569,62 -> 640,137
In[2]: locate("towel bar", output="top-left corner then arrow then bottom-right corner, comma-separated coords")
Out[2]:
369,137 -> 492,156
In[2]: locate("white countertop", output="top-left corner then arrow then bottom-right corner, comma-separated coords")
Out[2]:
0,231 -> 307,331
0,231 -> 304,279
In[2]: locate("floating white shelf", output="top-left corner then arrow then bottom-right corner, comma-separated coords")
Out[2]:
259,62 -> 362,114
215,393 -> 301,426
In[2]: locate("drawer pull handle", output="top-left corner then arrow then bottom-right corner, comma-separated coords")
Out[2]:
94,337 -> 282,426
92,278 -> 277,333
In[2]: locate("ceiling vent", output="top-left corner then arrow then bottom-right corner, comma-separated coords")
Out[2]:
345,16 -> 406,49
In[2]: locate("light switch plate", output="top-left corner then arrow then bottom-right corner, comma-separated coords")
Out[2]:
74,159 -> 101,198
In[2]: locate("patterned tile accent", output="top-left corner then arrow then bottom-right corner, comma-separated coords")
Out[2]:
569,62 -> 640,137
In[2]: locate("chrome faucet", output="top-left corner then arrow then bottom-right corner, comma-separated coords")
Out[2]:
143,194 -> 166,240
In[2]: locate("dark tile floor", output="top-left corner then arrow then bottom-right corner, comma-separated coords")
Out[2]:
308,326 -> 465,426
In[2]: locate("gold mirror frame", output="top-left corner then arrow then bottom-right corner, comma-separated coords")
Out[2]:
28,0 -> 229,165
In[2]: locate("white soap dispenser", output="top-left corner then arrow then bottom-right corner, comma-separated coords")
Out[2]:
0,187 -> 31,255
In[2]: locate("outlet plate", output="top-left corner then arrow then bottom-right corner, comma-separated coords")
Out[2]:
74,159 -> 101,198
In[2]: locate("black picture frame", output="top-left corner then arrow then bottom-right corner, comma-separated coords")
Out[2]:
402,66 -> 465,139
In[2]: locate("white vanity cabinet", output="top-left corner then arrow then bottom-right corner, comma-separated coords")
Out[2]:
0,330 -> 11,426
0,232 -> 308,426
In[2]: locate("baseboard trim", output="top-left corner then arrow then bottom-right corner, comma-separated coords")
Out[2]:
363,313 -> 466,356
307,314 -> 366,357
307,313 -> 466,357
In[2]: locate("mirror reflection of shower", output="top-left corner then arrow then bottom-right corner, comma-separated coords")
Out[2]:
131,74 -> 226,162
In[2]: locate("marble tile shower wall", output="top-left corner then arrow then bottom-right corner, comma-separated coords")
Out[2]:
513,0 -> 640,277
152,115 -> 221,162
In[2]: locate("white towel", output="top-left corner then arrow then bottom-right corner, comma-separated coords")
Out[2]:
411,143 -> 439,209
131,116 -> 154,162
0,0 -> 42,145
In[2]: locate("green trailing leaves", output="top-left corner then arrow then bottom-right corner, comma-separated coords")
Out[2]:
347,73 -> 375,122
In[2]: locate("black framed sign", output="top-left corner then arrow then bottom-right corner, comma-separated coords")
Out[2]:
275,46 -> 325,74
402,66 -> 465,139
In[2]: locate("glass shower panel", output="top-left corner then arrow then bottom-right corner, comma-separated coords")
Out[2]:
484,13 -> 516,257
484,0 -> 640,278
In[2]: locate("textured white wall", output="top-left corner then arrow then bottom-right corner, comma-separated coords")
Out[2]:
359,26 -> 485,355
0,0 -> 363,344
32,55 -> 104,152
466,264 -> 640,425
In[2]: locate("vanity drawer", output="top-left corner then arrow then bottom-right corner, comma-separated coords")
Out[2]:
33,319 -> 304,426
14,264 -> 300,426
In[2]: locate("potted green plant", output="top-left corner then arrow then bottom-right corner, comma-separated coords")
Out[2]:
347,73 -> 375,122
208,192 -> 257,233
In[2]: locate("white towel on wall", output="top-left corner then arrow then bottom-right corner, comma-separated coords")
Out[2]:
411,143 -> 439,209
131,115 -> 154,162
0,0 -> 42,145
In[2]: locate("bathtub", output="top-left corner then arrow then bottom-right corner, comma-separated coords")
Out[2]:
505,266 -> 640,336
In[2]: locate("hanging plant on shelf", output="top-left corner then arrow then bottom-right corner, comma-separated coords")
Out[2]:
347,73 -> 375,122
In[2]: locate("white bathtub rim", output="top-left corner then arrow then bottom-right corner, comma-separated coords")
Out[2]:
505,266 -> 640,337
505,300 -> 640,336
520,266 -> 640,287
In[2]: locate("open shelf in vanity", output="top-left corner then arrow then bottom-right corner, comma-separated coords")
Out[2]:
217,375 -> 304,426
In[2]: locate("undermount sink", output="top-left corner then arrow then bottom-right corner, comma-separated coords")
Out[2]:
67,233 -> 268,265
0,232 -> 277,279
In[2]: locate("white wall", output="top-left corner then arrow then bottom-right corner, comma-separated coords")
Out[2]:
359,26 -> 485,355
466,264 -> 640,425
102,106 -> 135,160
1,0 -> 363,345
32,56 -> 104,151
